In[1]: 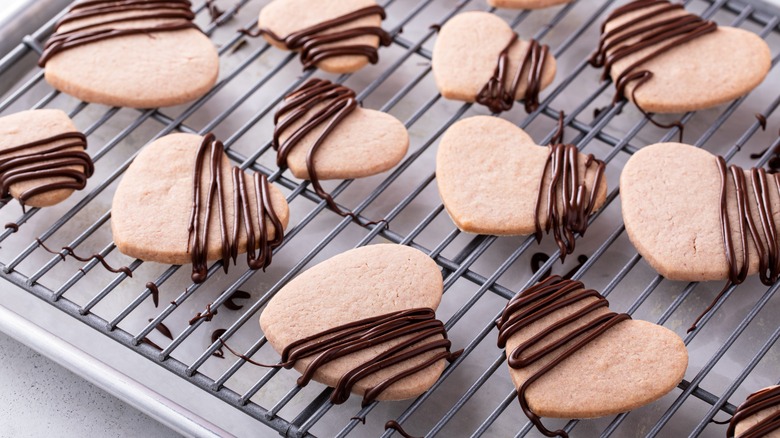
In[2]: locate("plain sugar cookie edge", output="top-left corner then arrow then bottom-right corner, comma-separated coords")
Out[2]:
44,29 -> 219,109
627,27 -> 771,114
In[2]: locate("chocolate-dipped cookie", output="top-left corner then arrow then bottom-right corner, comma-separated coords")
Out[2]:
259,244 -> 460,405
591,0 -> 770,114
40,0 -> 219,108
432,12 -> 557,114
112,133 -> 289,283
249,0 -> 392,73
496,276 -> 688,437
0,109 -> 93,208
436,116 -> 607,260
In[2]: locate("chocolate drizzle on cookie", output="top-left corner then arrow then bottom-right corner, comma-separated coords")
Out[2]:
533,143 -> 605,261
476,33 -> 550,114
496,276 -> 631,438
225,308 -> 461,406
242,5 -> 392,70
727,386 -> 780,438
274,78 -> 384,224
188,133 -> 284,283
39,0 -> 199,67
690,157 -> 780,332
0,131 -> 93,207
589,0 -> 718,139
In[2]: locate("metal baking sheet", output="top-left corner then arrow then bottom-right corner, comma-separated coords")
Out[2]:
0,0 -> 779,437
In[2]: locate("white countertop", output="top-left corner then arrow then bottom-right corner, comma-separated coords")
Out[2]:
0,331 -> 180,438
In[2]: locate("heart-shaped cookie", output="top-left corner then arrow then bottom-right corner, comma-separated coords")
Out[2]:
432,12 -> 557,113
728,385 -> 780,438
437,116 -> 607,257
591,0 -> 770,113
487,0 -> 572,9
255,0 -> 392,73
275,79 -> 409,181
497,276 -> 687,435
41,0 -> 219,108
260,244 -> 458,404
112,133 -> 289,282
0,109 -> 93,208
621,142 -> 780,283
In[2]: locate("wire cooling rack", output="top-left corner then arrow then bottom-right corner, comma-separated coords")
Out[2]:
1,0 -> 780,436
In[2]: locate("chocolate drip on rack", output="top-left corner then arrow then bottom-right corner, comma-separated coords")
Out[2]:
146,282 -> 160,307
533,143 -> 605,262
222,308 -> 461,406
39,0 -> 199,67
589,0 -> 717,140
0,131 -> 93,207
690,157 -> 780,332
384,420 -> 421,438
476,33 -> 549,114
727,386 -> 780,438
36,238 -> 132,277
273,78 -> 385,225
242,5 -> 392,70
187,134 -> 284,283
496,276 -> 630,438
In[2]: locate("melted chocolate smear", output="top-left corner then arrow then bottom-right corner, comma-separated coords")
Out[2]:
726,386 -> 780,438
211,328 -> 226,359
273,78 -> 388,228
475,34 -> 550,114
589,0 -> 718,143
221,308 -> 461,406
384,421 -> 420,438
142,337 -> 163,351
241,5 -> 392,70
532,253 -> 589,280
756,113 -> 768,131
189,303 -> 217,325
530,252 -> 553,279
751,133 -> 780,174
36,238 -> 133,277
4,222 -> 18,232
429,23 -> 441,32
188,134 -> 285,283
146,282 -> 160,307
224,290 -> 251,310
148,318 -> 173,340
496,276 -> 630,438
39,0 -> 199,67
350,416 -> 366,425
204,0 -> 227,23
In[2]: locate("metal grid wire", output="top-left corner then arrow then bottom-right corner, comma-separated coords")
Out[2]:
1,0 -> 780,436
